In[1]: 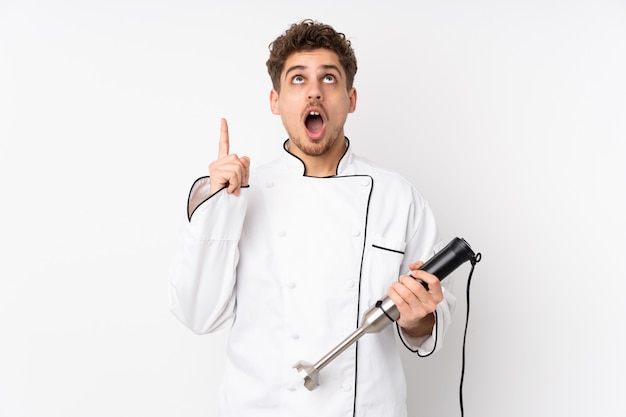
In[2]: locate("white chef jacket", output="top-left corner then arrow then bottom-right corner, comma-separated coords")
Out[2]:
170,140 -> 456,417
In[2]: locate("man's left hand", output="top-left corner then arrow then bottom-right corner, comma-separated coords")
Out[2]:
387,261 -> 443,337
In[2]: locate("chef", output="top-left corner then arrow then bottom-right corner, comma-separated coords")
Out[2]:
170,19 -> 456,417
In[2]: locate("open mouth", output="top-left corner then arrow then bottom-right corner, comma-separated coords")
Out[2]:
305,110 -> 325,138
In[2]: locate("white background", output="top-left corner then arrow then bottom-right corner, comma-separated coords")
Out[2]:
1,1 -> 625,416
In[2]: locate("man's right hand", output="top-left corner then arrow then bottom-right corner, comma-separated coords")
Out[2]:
208,118 -> 250,196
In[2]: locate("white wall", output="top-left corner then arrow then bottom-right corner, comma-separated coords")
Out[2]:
1,1 -> 625,416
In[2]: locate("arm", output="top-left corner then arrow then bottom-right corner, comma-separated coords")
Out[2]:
391,264 -> 457,355
169,183 -> 248,334
387,199 -> 457,355
169,118 -> 251,334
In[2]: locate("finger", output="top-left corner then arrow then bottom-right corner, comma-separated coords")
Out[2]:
404,275 -> 444,307
404,273 -> 431,294
388,283 -> 422,320
240,156 -> 251,186
227,167 -> 243,195
408,269 -> 439,291
394,277 -> 441,312
412,269 -> 440,286
218,118 -> 230,159
406,266 -> 428,290
408,260 -> 424,271
212,167 -> 241,196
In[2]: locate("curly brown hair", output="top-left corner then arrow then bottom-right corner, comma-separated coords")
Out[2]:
266,19 -> 358,92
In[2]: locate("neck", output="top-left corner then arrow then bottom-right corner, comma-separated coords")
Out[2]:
289,138 -> 347,177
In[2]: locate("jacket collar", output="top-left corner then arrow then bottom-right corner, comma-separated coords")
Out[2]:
281,138 -> 354,177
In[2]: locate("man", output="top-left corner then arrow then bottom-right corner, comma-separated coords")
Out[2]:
170,19 -> 455,417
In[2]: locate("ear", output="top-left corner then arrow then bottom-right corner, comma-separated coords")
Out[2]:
270,89 -> 280,115
348,87 -> 357,113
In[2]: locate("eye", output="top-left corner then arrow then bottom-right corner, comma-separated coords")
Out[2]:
292,75 -> 305,84
323,74 -> 336,83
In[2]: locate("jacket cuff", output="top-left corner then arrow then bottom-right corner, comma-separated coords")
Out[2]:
397,311 -> 439,356
185,176 -> 249,241
397,286 -> 455,356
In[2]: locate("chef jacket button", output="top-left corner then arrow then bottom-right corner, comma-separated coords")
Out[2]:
277,230 -> 286,237
286,282 -> 296,289
344,280 -> 354,288
341,384 -> 352,392
266,180 -> 274,188
287,384 -> 297,392
361,179 -> 370,187
290,333 -> 300,340
352,229 -> 361,237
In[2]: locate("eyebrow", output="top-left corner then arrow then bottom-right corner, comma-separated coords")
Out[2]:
284,64 -> 344,79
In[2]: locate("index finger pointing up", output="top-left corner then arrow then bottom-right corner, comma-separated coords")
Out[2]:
218,118 -> 230,159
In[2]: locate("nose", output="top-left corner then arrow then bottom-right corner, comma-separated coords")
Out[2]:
307,80 -> 322,101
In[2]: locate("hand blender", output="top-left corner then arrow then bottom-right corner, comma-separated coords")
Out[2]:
293,237 -> 478,391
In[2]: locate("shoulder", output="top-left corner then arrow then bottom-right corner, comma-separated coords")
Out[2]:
352,154 -> 420,193
349,153 -> 433,218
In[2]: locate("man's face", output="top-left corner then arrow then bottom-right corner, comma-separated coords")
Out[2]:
270,48 -> 357,161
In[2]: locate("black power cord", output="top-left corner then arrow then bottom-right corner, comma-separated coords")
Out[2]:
459,252 -> 482,417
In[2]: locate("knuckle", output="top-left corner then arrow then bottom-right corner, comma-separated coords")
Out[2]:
403,311 -> 419,323
394,295 -> 408,309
